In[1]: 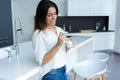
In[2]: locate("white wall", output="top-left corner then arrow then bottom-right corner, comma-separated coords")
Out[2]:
52,0 -> 67,16
109,0 -> 117,30
114,0 -> 120,53
11,0 -> 39,43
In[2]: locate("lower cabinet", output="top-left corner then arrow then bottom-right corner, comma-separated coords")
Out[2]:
80,32 -> 115,50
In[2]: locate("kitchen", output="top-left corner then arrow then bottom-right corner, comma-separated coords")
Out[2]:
0,0 -> 120,80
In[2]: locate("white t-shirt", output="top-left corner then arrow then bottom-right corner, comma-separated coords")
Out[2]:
32,26 -> 66,78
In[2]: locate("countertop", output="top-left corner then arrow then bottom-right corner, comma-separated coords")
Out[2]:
67,30 -> 114,33
0,35 -> 94,80
67,36 -> 94,53
65,31 -> 114,36
0,41 -> 39,80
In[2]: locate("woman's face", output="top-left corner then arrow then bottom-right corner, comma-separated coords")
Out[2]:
46,7 -> 57,27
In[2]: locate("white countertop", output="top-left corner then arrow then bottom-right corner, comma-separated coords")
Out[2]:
66,35 -> 94,53
65,32 -> 92,36
0,41 -> 39,80
0,35 -> 94,80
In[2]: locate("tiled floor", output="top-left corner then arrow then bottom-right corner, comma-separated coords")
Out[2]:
106,52 -> 120,80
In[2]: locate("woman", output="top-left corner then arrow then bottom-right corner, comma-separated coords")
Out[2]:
32,0 -> 71,80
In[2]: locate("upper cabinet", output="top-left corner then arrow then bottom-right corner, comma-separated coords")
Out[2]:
68,0 -> 90,16
68,0 -> 112,16
90,0 -> 112,15
67,0 -> 116,30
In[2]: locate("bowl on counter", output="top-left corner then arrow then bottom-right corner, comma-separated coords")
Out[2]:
80,30 -> 96,33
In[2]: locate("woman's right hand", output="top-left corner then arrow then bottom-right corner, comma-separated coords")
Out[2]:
57,32 -> 66,47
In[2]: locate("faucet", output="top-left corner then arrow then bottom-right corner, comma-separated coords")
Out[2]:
13,17 -> 23,55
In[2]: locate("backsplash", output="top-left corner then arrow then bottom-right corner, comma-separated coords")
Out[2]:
56,16 -> 109,33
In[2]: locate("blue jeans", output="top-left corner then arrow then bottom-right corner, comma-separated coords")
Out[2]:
42,65 -> 68,80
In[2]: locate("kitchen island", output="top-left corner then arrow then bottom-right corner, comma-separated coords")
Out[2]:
0,35 -> 94,80
66,35 -> 94,73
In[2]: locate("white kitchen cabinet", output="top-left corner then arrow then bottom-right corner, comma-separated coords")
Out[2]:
92,32 -> 114,50
66,32 -> 114,50
68,0 -> 112,16
90,0 -> 112,16
80,32 -> 114,50
68,0 -> 90,16
68,0 -> 116,30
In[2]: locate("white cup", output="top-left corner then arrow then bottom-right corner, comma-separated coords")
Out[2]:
66,38 -> 73,48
